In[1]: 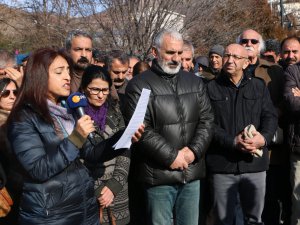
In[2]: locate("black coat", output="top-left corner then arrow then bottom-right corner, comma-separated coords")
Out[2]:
283,63 -> 300,153
206,72 -> 278,174
124,61 -> 214,186
7,105 -> 119,225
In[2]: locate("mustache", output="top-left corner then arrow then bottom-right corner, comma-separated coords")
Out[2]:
77,57 -> 89,63
113,78 -> 125,83
286,57 -> 296,63
244,46 -> 254,51
167,61 -> 179,66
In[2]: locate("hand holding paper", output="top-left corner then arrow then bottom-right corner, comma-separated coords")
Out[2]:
113,88 -> 151,150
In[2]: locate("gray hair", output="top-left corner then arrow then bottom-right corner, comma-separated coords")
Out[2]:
236,30 -> 266,53
183,40 -> 194,57
0,49 -> 16,69
65,29 -> 92,51
153,29 -> 183,50
105,50 -> 129,71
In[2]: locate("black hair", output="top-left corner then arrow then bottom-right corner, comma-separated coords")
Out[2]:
80,65 -> 112,91
0,78 -> 18,95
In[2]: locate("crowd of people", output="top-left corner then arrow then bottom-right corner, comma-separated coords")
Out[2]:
0,27 -> 300,225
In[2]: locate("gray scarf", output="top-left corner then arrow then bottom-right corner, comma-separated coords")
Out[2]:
47,99 -> 75,137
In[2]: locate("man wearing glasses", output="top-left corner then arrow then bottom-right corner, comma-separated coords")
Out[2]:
237,29 -> 288,225
206,43 -> 277,225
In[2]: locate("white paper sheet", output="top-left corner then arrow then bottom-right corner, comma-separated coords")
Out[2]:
113,88 -> 151,150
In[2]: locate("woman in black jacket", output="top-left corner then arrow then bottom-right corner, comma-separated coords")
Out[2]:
7,48 -> 142,225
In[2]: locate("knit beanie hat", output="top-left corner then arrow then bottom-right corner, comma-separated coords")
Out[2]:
195,56 -> 209,68
209,44 -> 224,57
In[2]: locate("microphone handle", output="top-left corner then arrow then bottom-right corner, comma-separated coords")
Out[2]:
75,107 -> 95,141
76,107 -> 85,117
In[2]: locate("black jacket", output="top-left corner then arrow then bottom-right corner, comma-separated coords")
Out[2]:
283,63 -> 300,154
206,72 -> 277,174
7,105 -> 119,225
124,60 -> 214,186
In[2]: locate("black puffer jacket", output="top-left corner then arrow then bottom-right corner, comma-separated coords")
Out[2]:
7,105 -> 119,225
206,72 -> 278,174
284,63 -> 300,154
124,60 -> 214,186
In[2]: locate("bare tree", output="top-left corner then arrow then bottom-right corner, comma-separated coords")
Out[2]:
0,0 -> 291,55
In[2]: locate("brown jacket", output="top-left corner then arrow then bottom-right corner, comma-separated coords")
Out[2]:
254,59 -> 286,165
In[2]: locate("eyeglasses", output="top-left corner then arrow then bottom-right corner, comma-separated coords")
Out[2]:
112,70 -> 127,75
223,53 -> 248,60
1,89 -> 18,98
87,87 -> 109,95
241,39 -> 259,45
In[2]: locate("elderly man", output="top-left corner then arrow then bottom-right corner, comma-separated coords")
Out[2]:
237,29 -> 288,225
181,40 -> 194,72
280,36 -> 300,69
206,44 -> 277,225
65,29 -> 93,92
125,29 -> 214,225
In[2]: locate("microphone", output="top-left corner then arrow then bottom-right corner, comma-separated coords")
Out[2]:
66,92 -> 95,140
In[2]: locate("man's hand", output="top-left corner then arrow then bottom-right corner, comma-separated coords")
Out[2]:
243,130 -> 265,150
170,150 -> 188,170
131,124 -> 145,143
234,132 -> 255,153
292,87 -> 300,97
181,147 -> 195,164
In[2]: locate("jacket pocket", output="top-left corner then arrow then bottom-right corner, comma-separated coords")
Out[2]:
242,91 -> 260,119
209,94 -> 229,115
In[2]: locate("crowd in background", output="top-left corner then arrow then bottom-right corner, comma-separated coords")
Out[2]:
0,28 -> 300,225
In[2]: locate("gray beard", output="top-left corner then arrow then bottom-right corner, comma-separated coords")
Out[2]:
157,59 -> 181,74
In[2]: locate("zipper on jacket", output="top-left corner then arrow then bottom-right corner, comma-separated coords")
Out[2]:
183,169 -> 187,184
234,87 -> 240,173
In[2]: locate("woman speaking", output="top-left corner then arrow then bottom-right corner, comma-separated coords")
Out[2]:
7,48 -> 142,225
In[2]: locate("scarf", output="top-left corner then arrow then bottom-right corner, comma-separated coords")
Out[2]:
85,101 -> 108,131
47,99 -> 75,136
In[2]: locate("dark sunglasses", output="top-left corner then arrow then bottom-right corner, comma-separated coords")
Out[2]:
112,70 -> 127,75
1,89 -> 18,98
241,39 -> 259,45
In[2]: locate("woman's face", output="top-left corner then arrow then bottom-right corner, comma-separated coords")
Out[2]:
47,56 -> 71,104
84,78 -> 109,107
0,81 -> 17,111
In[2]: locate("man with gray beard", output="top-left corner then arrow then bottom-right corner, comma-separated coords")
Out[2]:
125,29 -> 214,225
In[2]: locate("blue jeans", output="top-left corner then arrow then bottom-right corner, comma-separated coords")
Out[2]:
145,180 -> 200,225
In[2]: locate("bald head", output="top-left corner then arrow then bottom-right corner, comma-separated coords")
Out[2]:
226,44 -> 248,58
223,44 -> 249,80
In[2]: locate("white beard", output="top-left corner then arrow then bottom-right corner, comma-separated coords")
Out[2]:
157,58 -> 181,74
